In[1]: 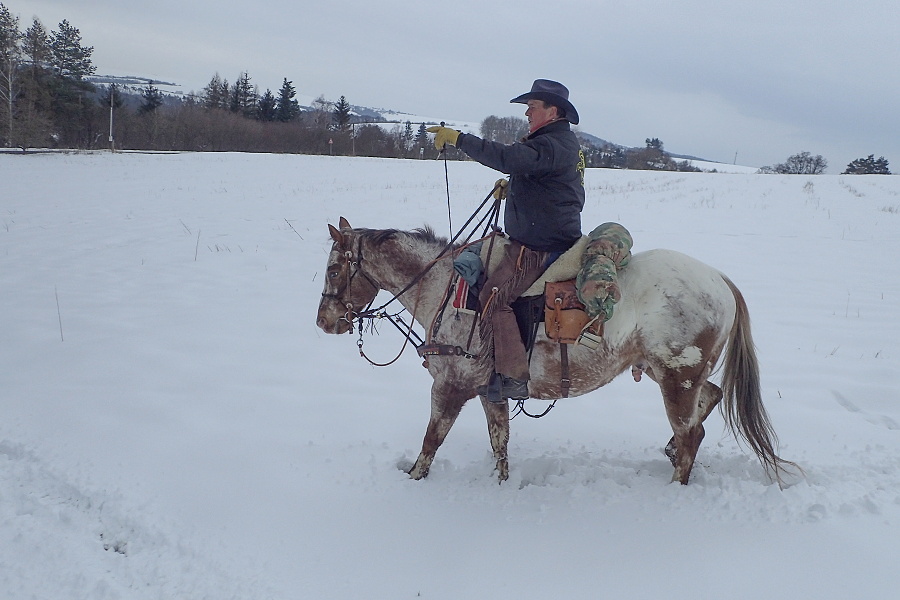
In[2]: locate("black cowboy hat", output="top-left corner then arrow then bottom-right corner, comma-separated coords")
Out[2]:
510,79 -> 579,125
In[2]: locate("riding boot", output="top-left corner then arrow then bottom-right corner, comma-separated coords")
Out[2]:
476,371 -> 503,403
477,372 -> 529,403
500,375 -> 529,401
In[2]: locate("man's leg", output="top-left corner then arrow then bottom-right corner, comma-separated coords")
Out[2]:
478,242 -> 548,400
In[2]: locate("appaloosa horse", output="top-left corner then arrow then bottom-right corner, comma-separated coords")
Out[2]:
316,217 -> 797,486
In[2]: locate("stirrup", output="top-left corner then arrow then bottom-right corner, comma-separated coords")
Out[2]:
500,375 -> 529,401
577,316 -> 604,349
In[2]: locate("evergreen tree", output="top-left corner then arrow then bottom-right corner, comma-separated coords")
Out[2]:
843,154 -> 891,175
229,71 -> 256,118
23,18 -> 50,76
275,77 -> 299,122
15,18 -> 52,148
202,73 -> 228,110
415,122 -> 429,145
138,82 -> 164,114
49,19 -> 94,80
99,82 -> 123,109
331,95 -> 352,131
257,88 -> 276,121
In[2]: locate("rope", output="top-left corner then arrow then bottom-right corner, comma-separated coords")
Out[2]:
511,398 -> 558,419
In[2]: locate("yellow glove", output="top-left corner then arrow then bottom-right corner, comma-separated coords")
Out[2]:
492,178 -> 509,200
426,126 -> 460,150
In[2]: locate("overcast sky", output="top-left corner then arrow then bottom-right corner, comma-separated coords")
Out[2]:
7,0 -> 899,169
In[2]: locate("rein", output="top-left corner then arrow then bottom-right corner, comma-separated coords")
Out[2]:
329,182 -> 504,366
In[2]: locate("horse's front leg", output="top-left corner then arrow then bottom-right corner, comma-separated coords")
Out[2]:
479,396 -> 510,481
408,382 -> 468,480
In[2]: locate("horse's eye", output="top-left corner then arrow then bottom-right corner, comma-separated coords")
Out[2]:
329,270 -> 339,278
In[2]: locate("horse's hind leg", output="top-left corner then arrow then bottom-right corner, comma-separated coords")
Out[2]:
479,396 -> 510,481
659,371 -> 719,485
408,382 -> 468,480
665,380 -> 723,467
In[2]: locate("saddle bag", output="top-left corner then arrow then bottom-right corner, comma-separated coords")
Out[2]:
544,280 -> 590,344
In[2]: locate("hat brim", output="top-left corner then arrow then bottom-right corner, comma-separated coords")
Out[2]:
510,91 -> 579,125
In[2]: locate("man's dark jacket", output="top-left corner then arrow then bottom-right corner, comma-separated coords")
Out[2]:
457,119 -> 585,253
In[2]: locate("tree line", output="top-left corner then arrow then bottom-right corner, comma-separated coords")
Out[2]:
1,3 -> 891,174
0,4 -> 444,157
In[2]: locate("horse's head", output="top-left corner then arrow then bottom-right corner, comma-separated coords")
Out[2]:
316,217 -> 381,334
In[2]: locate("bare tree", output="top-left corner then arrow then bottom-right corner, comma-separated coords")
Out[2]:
480,115 -> 527,144
771,151 -> 828,174
0,3 -> 22,146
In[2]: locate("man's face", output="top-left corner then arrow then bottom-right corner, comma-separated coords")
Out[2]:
525,99 -> 558,132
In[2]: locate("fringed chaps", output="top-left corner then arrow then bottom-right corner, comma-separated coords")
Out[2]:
478,241 -> 549,381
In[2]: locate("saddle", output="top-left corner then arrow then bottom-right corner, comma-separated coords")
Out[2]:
481,234 -> 589,298
449,224 -> 632,350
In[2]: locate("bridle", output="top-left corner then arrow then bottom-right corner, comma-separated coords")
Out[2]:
321,234 -> 427,366
320,238 -> 381,333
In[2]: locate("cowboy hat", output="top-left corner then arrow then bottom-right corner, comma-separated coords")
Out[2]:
510,79 -> 579,125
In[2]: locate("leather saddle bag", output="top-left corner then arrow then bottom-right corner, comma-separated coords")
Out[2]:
544,280 -> 590,344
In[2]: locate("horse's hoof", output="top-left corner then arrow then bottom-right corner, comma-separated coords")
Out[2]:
664,436 -> 677,467
496,460 -> 509,483
408,466 -> 428,480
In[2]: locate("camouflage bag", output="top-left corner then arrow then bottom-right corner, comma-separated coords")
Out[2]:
576,222 -> 633,322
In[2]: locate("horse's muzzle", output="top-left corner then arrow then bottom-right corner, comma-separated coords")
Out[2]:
316,315 -> 352,335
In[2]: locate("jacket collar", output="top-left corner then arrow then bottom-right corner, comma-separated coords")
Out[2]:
524,118 -> 570,141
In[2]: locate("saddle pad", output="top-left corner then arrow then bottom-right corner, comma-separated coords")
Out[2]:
452,277 -> 478,314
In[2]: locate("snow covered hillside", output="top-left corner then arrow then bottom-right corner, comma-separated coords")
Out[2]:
1,152 -> 899,599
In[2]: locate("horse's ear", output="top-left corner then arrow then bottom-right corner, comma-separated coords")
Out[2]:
339,216 -> 351,230
328,223 -> 344,246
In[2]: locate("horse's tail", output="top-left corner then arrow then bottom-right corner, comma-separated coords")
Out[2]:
720,276 -> 801,486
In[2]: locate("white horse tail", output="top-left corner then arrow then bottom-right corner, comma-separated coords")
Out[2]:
720,276 -> 800,486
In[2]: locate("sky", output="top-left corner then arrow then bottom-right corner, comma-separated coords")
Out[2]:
5,0 -> 900,169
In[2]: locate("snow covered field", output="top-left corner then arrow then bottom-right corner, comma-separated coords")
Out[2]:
2,152 -> 899,599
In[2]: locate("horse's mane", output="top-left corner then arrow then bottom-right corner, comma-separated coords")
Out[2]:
355,225 -> 452,250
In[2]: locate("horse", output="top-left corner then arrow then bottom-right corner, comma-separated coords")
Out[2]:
316,217 -> 798,486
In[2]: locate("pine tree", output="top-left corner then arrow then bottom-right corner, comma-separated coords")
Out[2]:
139,82 -> 164,114
415,122 -> 429,146
99,82 -> 123,109
15,18 -> 52,149
23,18 -> 50,76
257,88 -> 276,121
332,95 -> 352,131
843,154 -> 891,175
202,73 -> 228,110
229,71 -> 256,118
49,19 -> 94,80
275,77 -> 299,122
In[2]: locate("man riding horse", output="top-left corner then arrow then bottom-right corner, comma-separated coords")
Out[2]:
427,79 -> 586,403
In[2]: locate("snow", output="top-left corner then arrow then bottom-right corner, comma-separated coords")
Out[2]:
2,151 -> 899,599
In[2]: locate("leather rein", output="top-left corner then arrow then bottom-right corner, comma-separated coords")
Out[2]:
323,183 -> 505,367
